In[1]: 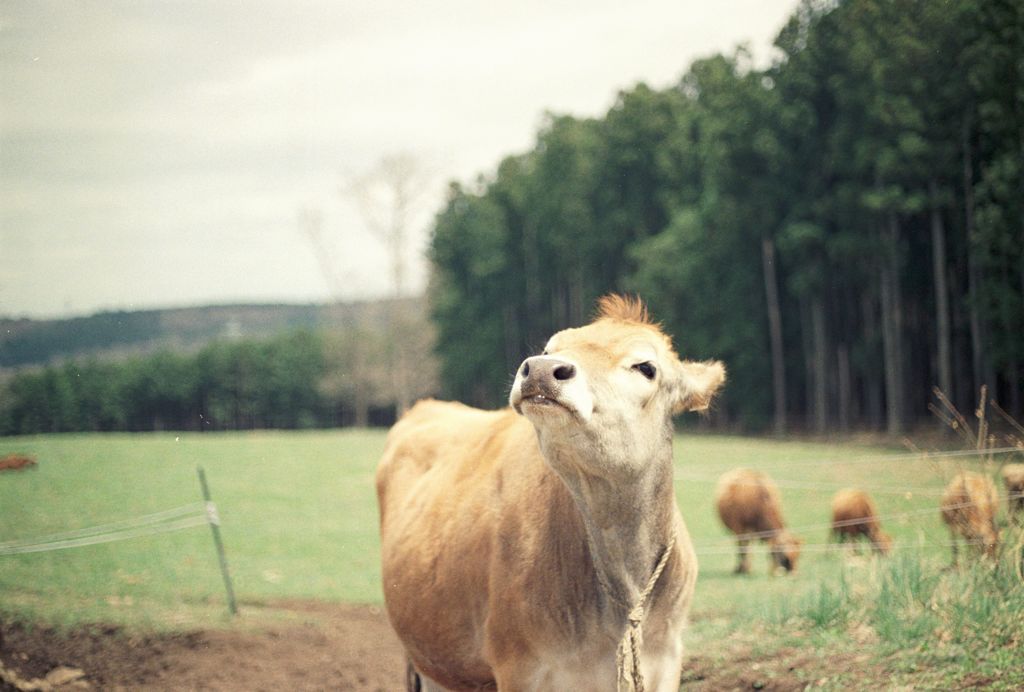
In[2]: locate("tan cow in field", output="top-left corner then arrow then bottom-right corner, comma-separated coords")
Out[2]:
714,468 -> 802,575
1001,463 -> 1024,521
830,488 -> 892,555
940,471 -> 999,563
0,454 -> 37,471
376,295 -> 725,691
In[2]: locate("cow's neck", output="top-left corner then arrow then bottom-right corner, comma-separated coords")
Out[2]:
542,429 -> 677,614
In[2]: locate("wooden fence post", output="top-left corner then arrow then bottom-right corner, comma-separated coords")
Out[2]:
197,466 -> 238,616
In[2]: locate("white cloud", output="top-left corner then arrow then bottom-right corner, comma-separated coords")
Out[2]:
0,0 -> 798,318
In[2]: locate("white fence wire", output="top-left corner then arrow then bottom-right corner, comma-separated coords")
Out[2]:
677,444 -> 1023,559
0,466 -> 237,614
690,492 -> 1024,548
0,503 -> 209,556
710,445 -> 1021,470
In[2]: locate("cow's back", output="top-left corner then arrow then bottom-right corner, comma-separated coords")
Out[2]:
715,468 -> 783,535
831,489 -> 877,538
376,399 -> 539,689
941,472 -> 998,537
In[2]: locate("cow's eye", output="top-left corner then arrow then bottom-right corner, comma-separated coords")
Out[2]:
633,362 -> 657,380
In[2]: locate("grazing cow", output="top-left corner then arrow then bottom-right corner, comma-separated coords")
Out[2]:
1001,463 -> 1024,521
714,468 -> 802,575
830,488 -> 892,555
377,295 -> 725,691
0,454 -> 37,472
940,471 -> 999,563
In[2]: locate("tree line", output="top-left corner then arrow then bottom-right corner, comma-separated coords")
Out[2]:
0,326 -> 437,435
428,0 -> 1023,433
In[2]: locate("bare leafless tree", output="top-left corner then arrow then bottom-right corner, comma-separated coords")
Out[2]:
298,206 -> 347,301
344,153 -> 434,300
343,153 -> 437,415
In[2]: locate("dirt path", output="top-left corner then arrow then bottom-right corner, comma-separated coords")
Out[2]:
1,601 -> 878,691
1,601 -> 405,691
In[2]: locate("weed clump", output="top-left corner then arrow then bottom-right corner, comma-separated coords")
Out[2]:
778,540 -> 1024,688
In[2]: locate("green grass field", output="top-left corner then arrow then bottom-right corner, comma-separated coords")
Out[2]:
1,431 -> 1021,687
0,431 -> 384,629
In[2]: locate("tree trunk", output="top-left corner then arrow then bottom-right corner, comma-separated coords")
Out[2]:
1016,259 -> 1024,417
1008,359 -> 1021,418
930,180 -> 953,403
523,219 -> 542,347
962,116 -> 990,397
386,301 -> 413,417
800,296 -> 814,431
353,336 -> 371,428
570,258 -> 585,326
503,303 -> 520,379
837,343 -> 851,433
354,398 -> 369,428
761,236 -> 787,435
880,214 -> 905,435
949,266 -> 972,417
811,294 -> 828,434
862,294 -> 884,429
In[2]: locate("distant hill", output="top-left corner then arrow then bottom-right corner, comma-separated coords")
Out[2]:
0,298 -> 419,370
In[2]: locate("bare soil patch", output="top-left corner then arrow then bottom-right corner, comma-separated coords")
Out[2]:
0,601 -> 404,691
681,645 -> 882,691
1,601 -> 889,691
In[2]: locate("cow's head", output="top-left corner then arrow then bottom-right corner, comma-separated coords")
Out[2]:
768,530 -> 803,574
509,294 -> 725,471
871,530 -> 893,556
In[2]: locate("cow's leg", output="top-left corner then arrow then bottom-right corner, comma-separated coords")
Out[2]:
734,538 -> 751,574
642,631 -> 685,692
417,673 -> 450,692
406,660 -> 453,692
406,660 -> 422,692
830,529 -> 845,553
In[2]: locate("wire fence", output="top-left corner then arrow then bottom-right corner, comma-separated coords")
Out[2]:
0,503 -> 211,556
693,536 -> 1008,557
676,473 -> 952,496
675,446 -> 1022,496
0,466 -> 238,615
681,444 -> 1023,560
2,450 -> 1018,573
689,492 -> 1024,548
699,445 -> 1021,470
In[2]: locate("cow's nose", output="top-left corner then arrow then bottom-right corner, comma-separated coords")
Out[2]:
554,363 -> 576,380
520,356 -> 576,383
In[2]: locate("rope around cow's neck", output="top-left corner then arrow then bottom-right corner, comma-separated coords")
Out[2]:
613,528 -> 677,692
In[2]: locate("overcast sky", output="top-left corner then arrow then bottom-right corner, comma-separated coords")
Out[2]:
1,0 -> 798,319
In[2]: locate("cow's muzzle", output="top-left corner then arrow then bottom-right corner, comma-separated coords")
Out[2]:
511,356 -> 578,415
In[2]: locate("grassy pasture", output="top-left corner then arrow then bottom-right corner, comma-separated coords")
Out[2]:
0,431 -> 384,629
1,431 -> 1021,687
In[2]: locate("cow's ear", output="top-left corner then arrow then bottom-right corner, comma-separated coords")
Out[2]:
672,360 -> 726,414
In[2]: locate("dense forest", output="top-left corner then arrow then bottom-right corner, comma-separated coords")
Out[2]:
429,0 -> 1023,433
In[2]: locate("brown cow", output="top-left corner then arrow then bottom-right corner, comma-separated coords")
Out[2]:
940,471 -> 999,563
1001,463 -> 1024,521
830,488 -> 892,555
377,295 -> 725,691
0,454 -> 37,472
714,468 -> 802,575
